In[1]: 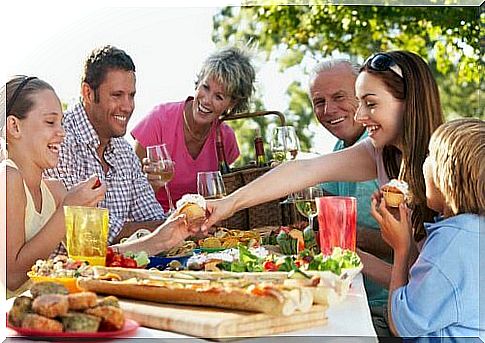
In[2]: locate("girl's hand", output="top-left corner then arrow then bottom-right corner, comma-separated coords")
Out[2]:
201,197 -> 236,234
370,198 -> 412,254
63,175 -> 106,207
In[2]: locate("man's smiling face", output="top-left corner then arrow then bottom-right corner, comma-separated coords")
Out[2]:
310,64 -> 364,146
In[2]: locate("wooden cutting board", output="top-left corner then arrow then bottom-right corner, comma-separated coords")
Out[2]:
119,297 -> 327,340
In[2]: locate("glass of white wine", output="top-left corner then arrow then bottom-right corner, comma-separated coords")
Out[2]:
271,125 -> 301,204
146,144 -> 175,213
270,126 -> 300,162
197,171 -> 226,200
294,186 -> 324,230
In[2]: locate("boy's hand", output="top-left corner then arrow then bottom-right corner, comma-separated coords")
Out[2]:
370,198 -> 412,254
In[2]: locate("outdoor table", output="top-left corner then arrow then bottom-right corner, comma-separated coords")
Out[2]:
4,273 -> 377,342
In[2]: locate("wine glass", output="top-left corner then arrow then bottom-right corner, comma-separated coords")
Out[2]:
270,126 -> 300,162
146,144 -> 175,214
197,171 -> 226,200
294,186 -> 324,231
271,126 -> 301,203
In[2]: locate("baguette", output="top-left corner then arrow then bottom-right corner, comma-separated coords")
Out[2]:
77,277 -> 299,316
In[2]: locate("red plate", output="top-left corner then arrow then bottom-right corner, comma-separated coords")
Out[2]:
7,317 -> 139,338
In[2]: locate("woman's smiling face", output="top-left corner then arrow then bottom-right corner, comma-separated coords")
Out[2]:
354,71 -> 404,149
193,75 -> 234,126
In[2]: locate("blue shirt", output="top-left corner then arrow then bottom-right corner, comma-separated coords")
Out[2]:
392,214 -> 484,339
319,131 -> 387,307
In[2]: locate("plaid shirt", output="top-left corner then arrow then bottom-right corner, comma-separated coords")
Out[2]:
44,102 -> 165,247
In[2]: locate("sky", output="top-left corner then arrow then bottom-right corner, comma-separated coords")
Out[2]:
1,0 -> 337,155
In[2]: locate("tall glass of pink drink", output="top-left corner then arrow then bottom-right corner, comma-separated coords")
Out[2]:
316,196 -> 357,255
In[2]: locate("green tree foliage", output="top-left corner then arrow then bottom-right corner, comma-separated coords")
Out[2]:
212,5 -> 483,165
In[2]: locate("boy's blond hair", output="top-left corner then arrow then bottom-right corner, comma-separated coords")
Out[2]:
429,118 -> 484,216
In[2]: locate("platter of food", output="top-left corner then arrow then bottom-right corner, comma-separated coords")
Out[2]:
7,318 -> 139,338
7,280 -> 138,337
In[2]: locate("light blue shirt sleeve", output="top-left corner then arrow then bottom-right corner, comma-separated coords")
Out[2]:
391,257 -> 460,337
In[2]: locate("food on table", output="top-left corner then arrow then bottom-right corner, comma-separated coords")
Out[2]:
32,294 -> 69,318
8,296 -> 33,327
105,247 -> 148,268
176,194 -> 207,225
199,227 -> 260,250
67,292 -> 97,310
222,237 -> 239,248
159,241 -> 197,257
30,255 -> 92,279
201,237 -> 222,248
303,227 -> 318,253
85,305 -> 125,331
381,179 -> 409,207
78,267 -> 317,317
190,245 -> 361,277
262,225 -> 317,255
60,312 -> 101,333
95,295 -> 120,308
8,282 -> 125,333
277,228 -> 305,255
30,281 -> 69,298
21,313 -> 64,332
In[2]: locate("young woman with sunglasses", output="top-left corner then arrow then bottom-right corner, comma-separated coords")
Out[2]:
202,51 -> 444,336
204,50 -> 443,235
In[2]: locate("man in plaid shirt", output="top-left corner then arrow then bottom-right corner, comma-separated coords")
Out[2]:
45,45 -> 166,246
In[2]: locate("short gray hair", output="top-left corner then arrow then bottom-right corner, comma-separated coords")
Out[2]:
308,59 -> 360,89
195,47 -> 256,115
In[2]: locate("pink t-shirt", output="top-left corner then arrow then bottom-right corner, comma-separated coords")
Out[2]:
131,97 -> 240,211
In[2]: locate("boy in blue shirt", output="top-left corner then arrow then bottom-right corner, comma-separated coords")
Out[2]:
371,118 -> 484,339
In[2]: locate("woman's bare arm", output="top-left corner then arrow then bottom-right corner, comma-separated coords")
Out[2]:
203,142 -> 377,230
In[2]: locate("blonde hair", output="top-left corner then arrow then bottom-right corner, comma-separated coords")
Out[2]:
429,118 -> 485,216
195,46 -> 255,115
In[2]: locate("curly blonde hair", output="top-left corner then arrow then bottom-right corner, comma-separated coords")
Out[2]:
428,118 -> 485,216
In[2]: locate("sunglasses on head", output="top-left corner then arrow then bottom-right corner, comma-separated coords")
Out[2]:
365,53 -> 403,79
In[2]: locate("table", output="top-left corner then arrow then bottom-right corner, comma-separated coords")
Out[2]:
3,274 -> 377,342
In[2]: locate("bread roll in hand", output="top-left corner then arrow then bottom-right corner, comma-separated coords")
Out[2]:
381,179 -> 409,208
176,194 -> 207,226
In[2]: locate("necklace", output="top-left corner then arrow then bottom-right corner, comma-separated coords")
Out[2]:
183,102 -> 211,143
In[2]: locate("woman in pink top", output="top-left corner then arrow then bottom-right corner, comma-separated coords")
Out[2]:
132,47 -> 256,212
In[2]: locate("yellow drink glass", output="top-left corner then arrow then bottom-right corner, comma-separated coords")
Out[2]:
64,206 -> 109,266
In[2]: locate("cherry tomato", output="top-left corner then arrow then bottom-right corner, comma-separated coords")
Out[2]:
263,260 -> 278,272
122,257 -> 137,269
92,177 -> 102,189
111,254 -> 123,265
106,247 -> 114,264
295,260 -> 302,268
66,260 -> 83,270
109,261 -> 122,268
